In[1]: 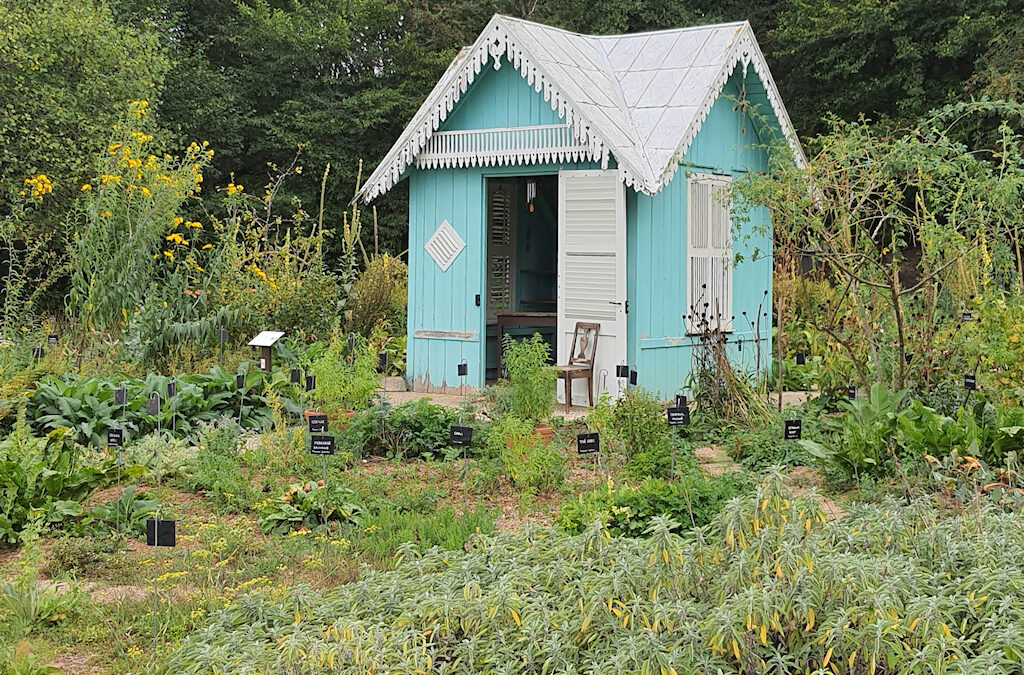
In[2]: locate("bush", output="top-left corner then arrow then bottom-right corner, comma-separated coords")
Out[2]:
339,398 -> 461,460
501,334 -> 556,421
486,416 -> 564,493
256,481 -> 361,534
43,535 -> 129,579
346,254 -> 407,337
609,387 -> 668,460
557,471 -> 752,537
308,337 -> 379,414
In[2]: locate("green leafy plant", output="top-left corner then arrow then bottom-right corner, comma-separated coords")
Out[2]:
350,506 -> 493,565
257,481 -> 361,534
309,336 -> 379,414
486,415 -> 564,494
1,533 -> 82,636
501,334 -> 556,421
609,387 -> 668,461
84,485 -> 160,537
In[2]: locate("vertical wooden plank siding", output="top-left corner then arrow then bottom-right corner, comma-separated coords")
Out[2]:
406,57 -> 598,391
627,69 -> 774,397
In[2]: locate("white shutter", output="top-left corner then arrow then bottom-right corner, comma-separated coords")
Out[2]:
686,173 -> 732,333
486,182 -> 515,323
558,170 -> 627,401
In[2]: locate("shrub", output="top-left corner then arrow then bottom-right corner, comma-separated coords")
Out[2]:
557,471 -> 752,537
43,535 -> 129,579
257,481 -> 361,534
346,254 -> 407,337
487,416 -> 564,493
609,387 -> 668,460
309,337 -> 379,414
339,398 -> 461,459
501,334 -> 556,421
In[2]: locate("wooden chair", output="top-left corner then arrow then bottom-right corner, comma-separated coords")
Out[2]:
556,322 -> 599,412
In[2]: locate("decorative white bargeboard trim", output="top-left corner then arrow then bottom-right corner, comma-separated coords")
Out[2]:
424,220 -> 465,272
417,124 -> 595,169
356,16 -> 806,203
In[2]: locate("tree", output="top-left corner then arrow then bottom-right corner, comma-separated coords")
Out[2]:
0,0 -> 167,236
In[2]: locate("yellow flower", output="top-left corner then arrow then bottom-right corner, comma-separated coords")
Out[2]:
24,174 -> 53,200
130,131 -> 153,143
100,174 -> 121,186
80,183 -> 92,191
202,243 -> 213,250
129,99 -> 149,118
163,250 -> 174,260
139,186 -> 151,198
184,220 -> 202,229
171,217 -> 183,228
99,210 -> 112,218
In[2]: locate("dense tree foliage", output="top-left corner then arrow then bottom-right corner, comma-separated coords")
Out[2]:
3,0 -> 1023,274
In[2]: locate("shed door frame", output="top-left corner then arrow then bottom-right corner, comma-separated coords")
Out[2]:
557,169 -> 628,403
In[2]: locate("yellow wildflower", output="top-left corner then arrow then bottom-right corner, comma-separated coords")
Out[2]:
139,186 -> 151,198
163,250 -> 174,260
225,182 -> 244,195
184,220 -> 202,229
24,174 -> 53,200
80,183 -> 92,191
129,99 -> 149,118
99,210 -> 112,218
171,217 -> 184,228
202,243 -> 213,250
100,174 -> 121,186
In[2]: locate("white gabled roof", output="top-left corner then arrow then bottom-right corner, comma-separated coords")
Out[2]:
357,15 -> 806,202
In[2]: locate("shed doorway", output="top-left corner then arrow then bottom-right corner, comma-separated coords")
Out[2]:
484,175 -> 558,381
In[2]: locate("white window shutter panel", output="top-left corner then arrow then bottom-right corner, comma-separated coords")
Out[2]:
687,174 -> 732,333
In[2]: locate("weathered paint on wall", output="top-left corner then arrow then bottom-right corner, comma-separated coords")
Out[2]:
626,67 -> 774,398
407,58 -> 599,391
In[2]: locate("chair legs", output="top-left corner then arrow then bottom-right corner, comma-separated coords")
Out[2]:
564,375 -> 572,413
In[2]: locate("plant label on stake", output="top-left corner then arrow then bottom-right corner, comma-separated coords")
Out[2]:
448,425 -> 473,447
146,395 -> 160,416
290,368 -> 302,384
457,362 -> 468,377
378,352 -> 387,372
167,380 -> 177,398
236,373 -> 245,390
114,388 -> 127,406
847,384 -> 857,400
795,350 -> 806,366
47,334 -> 58,345
674,394 -> 687,409
666,406 -> 690,426
217,326 -> 228,343
576,432 -> 600,454
964,374 -> 976,391
629,369 -> 638,386
307,414 -> 328,434
107,427 -> 123,448
616,364 -> 629,379
305,374 -> 316,392
146,519 -> 176,547
784,419 -> 802,440
962,311 -> 972,322
310,435 -> 336,455
31,346 -> 43,359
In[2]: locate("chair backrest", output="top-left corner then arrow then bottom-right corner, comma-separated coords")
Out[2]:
569,322 -> 600,367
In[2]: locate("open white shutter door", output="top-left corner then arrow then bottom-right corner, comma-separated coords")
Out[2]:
558,170 -> 627,403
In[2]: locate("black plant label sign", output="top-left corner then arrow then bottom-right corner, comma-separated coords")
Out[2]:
784,419 -> 802,440
667,406 -> 690,426
457,363 -> 468,377
217,327 -> 228,343
347,333 -> 356,352
305,374 -> 316,392
965,374 -> 977,391
616,364 -> 629,378
629,369 -> 638,386
795,350 -> 806,366
449,425 -> 473,447
167,381 -> 177,398
146,397 -> 160,416
847,385 -> 856,400
114,388 -> 127,406
577,432 -> 600,454
674,394 -> 687,409
310,434 -> 335,455
307,414 -> 328,434
146,519 -> 176,547
107,427 -> 123,448
236,373 -> 246,390
290,368 -> 301,384
31,347 -> 43,359
962,311 -> 972,323
47,334 -> 58,345
378,352 -> 388,372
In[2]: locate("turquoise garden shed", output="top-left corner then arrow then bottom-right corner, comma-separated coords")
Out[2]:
357,15 -> 806,402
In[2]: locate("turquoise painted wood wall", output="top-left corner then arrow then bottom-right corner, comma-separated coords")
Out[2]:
626,68 -> 774,398
406,57 -> 599,390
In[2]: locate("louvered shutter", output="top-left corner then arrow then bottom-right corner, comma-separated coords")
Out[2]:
486,183 -> 514,323
686,174 -> 733,333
